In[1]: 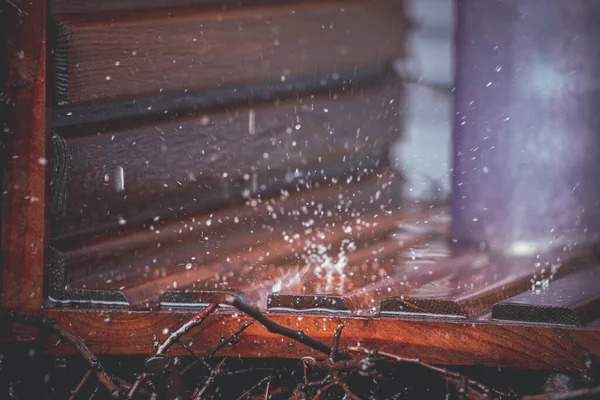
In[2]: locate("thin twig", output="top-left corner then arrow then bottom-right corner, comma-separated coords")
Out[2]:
181,321 -> 254,375
311,380 -> 338,400
156,303 -> 218,355
329,324 -> 344,363
224,295 -> 335,357
126,373 -> 146,399
338,382 -> 362,400
264,380 -> 270,400
235,376 -> 272,400
6,0 -> 27,16
68,369 -> 92,400
302,357 -> 373,374
347,346 -> 506,398
8,312 -> 122,398
192,358 -> 226,400
207,321 -> 254,358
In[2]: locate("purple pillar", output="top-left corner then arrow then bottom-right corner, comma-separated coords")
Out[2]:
451,0 -> 600,257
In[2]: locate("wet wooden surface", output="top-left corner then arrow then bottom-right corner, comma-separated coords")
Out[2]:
493,265 -> 600,325
52,0 -> 403,105
61,168 -> 404,305
52,79 -> 402,236
1,0 -> 48,316
35,307 -> 600,370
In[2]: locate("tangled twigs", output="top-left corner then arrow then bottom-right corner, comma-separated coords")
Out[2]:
235,375 -> 273,400
156,303 -> 218,355
181,320 -> 254,375
192,358 -> 226,400
224,295 -> 336,357
347,346 -> 507,398
207,321 -> 254,359
7,311 -> 122,398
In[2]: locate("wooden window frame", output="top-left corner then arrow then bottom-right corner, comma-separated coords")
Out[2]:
2,0 -> 600,370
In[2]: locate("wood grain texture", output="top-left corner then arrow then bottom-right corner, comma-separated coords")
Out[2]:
58,168 -> 403,307
54,80 -> 402,238
52,0 -> 272,15
52,0 -> 404,105
493,265 -> 600,326
35,308 -> 600,370
1,1 -> 48,318
381,253 -> 597,319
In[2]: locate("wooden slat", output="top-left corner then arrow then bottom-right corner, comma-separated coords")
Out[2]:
52,63 -> 390,129
1,1 -> 47,320
53,79 -> 402,238
381,253 -> 596,318
59,168 -> 402,306
493,265 -> 600,326
52,0 -> 266,15
266,209 -> 459,313
52,0 -> 403,106
34,307 -> 600,370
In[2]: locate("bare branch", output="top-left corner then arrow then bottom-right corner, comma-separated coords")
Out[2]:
181,321 -> 253,376
224,295 -> 335,357
338,382 -> 362,400
347,346 -> 506,398
8,311 -> 122,398
329,324 -> 344,363
156,303 -> 218,355
192,358 -> 226,400
235,376 -> 272,400
68,369 -> 92,400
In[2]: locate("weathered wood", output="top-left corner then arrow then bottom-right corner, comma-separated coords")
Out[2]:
266,208 -> 459,313
52,0 -> 274,15
381,253 -> 596,318
52,63 -> 391,129
34,308 -> 600,370
53,0 -> 404,105
53,80 -> 402,238
1,1 -> 47,319
58,169 -> 402,306
493,265 -> 600,326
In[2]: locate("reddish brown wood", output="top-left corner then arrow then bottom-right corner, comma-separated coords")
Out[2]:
35,308 -> 600,370
52,0 -> 404,105
52,0 -> 271,15
1,1 -> 48,321
59,169 -> 403,306
493,265 -> 600,326
381,253 -> 596,318
53,80 -> 402,236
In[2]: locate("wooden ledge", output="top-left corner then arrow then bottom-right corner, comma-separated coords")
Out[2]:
26,308 -> 600,371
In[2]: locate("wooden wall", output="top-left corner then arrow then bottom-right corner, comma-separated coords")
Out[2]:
46,0 -> 406,305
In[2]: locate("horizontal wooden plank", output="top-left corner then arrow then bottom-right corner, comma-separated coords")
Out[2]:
266,209 -> 461,314
59,168 -> 403,306
37,308 -> 600,370
52,0 -> 271,15
52,63 -> 391,129
381,253 -> 597,318
53,79 -> 402,238
53,0 -> 404,105
493,265 -> 600,326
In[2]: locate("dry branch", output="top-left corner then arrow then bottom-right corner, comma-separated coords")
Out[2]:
156,303 -> 218,355
224,295 -> 335,357
7,311 -> 122,398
